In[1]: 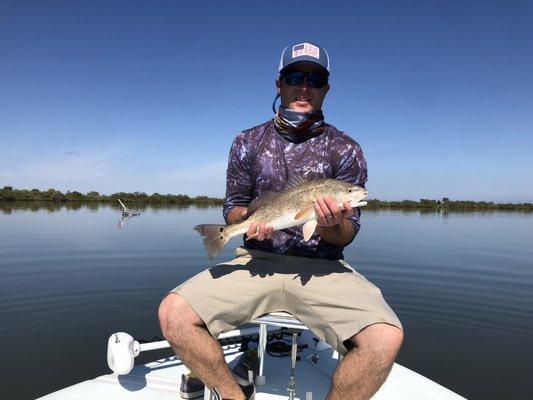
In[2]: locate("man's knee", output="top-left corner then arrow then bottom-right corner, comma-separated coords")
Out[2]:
158,293 -> 203,340
348,323 -> 403,359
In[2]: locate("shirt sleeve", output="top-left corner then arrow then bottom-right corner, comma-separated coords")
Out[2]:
333,139 -> 368,228
223,134 -> 254,221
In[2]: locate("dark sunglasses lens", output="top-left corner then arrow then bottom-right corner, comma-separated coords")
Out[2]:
307,73 -> 327,88
284,72 -> 305,86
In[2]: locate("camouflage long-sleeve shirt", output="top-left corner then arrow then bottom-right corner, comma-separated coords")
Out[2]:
223,120 -> 367,260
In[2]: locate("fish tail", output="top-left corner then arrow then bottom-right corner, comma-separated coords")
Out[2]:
193,224 -> 231,259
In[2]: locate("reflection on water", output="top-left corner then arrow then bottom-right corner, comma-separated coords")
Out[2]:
0,201 -> 217,214
0,204 -> 532,399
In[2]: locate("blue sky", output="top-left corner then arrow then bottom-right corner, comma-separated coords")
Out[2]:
1,1 -> 532,202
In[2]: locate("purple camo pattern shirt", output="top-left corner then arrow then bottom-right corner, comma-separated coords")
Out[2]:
223,120 -> 367,260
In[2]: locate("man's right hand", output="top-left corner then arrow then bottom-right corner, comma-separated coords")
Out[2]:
227,206 -> 273,241
246,222 -> 273,241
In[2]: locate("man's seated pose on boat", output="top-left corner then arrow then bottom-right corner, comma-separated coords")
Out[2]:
159,42 -> 403,400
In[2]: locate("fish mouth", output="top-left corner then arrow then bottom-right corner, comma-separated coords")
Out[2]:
348,190 -> 368,206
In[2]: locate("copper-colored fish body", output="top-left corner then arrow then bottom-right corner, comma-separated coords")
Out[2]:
194,179 -> 368,259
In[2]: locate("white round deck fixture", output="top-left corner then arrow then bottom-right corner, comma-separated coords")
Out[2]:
107,332 -> 140,375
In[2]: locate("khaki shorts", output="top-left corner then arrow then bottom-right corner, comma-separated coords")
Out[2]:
172,247 -> 402,355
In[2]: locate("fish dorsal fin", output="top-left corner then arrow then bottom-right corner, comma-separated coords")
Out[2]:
285,175 -> 307,190
248,191 -> 278,214
294,204 -> 315,220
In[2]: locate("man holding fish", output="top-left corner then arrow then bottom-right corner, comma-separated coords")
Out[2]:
159,42 -> 403,400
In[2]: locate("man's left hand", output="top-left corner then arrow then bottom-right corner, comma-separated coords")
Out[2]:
314,196 -> 355,227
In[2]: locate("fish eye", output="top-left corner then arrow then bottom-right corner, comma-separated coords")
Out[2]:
348,189 -> 352,192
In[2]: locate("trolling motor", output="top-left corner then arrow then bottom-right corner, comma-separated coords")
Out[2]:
106,325 -> 278,375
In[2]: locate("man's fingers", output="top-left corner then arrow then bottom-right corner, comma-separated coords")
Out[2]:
246,222 -> 259,239
316,197 -> 332,219
324,196 -> 342,221
314,197 -> 328,225
256,224 -> 266,241
257,223 -> 273,241
343,201 -> 355,218
246,222 -> 272,241
315,196 -> 345,226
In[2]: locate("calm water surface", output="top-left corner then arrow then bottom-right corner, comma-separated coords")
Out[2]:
1,203 -> 532,399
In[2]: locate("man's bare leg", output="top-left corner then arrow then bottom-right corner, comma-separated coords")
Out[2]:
327,323 -> 403,400
158,293 -> 245,400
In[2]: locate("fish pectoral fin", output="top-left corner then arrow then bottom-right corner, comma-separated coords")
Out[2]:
302,219 -> 318,241
294,204 -> 315,220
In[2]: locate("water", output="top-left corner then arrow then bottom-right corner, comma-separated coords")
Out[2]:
1,203 -> 532,399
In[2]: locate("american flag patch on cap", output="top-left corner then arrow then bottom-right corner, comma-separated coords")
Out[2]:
292,43 -> 320,59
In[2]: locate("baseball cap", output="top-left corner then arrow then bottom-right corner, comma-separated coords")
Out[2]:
278,42 -> 330,75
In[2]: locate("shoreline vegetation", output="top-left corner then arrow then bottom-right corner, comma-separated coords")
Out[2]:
0,186 -> 223,206
1,186 -> 532,211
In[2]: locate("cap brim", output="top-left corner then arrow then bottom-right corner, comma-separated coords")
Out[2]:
279,59 -> 329,75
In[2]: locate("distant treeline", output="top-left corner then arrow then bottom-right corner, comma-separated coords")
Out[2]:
1,186 -> 531,211
365,198 -> 533,211
0,186 -> 224,205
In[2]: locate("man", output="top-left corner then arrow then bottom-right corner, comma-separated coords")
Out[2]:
159,42 -> 403,400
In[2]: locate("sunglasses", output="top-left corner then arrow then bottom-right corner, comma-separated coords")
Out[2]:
282,71 -> 328,88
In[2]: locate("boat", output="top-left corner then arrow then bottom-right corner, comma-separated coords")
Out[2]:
38,312 -> 467,399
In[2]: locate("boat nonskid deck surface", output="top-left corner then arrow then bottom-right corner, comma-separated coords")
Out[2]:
39,315 -> 467,400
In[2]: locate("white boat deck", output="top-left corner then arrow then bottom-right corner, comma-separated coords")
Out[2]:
40,328 -> 466,399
